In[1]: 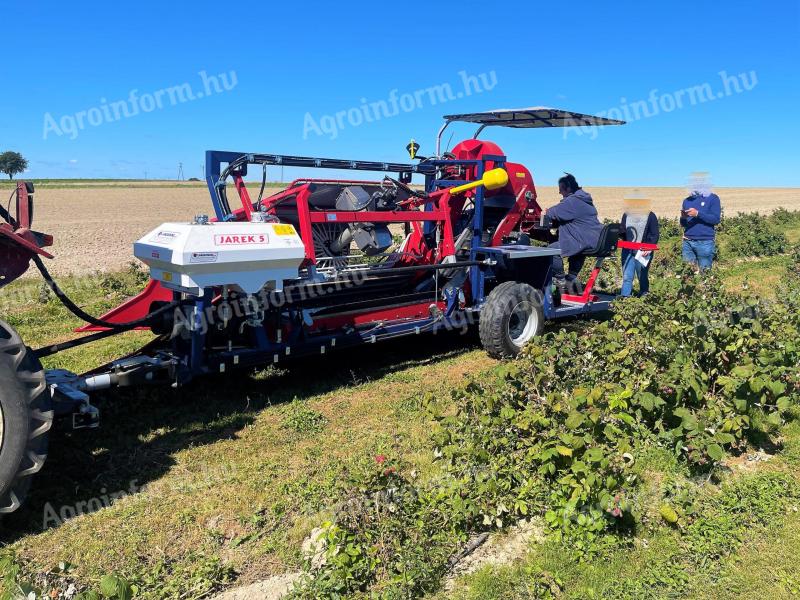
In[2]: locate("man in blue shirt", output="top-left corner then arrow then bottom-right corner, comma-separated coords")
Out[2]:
680,176 -> 721,270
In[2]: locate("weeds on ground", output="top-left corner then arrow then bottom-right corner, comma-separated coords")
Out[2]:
288,258 -> 800,596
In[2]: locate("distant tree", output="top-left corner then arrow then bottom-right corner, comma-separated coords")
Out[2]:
0,152 -> 28,179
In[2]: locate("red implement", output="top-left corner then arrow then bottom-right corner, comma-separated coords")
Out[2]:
75,279 -> 173,332
0,183 -> 53,289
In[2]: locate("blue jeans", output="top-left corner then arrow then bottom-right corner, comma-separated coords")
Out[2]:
682,239 -> 715,270
620,249 -> 650,297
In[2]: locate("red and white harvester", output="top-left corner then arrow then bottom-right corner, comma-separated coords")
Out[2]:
0,108 -> 648,515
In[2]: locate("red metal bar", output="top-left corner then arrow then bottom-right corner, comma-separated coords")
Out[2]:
76,279 -> 173,332
232,175 -> 255,221
307,210 -> 448,224
617,240 -> 658,251
310,300 -> 445,332
294,186 -> 317,263
438,190 -> 456,257
16,182 -> 31,229
491,184 -> 532,246
562,258 -> 604,304
0,224 -> 53,258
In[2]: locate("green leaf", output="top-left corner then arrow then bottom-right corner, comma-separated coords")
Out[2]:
637,392 -> 656,411
565,411 -> 585,430
584,448 -> 604,463
99,574 -> 133,600
767,411 -> 783,426
555,446 -> 573,457
714,432 -> 736,445
707,443 -> 725,462
768,381 -> 787,396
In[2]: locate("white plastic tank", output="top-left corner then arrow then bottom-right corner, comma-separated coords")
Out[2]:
134,219 -> 306,296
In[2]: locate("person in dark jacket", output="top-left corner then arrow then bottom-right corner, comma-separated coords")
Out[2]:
546,173 -> 603,292
620,198 -> 660,297
680,173 -> 721,270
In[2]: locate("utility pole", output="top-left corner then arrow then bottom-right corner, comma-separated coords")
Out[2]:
177,162 -> 185,181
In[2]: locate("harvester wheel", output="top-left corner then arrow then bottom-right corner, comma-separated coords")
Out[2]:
479,282 -> 544,358
0,320 -> 53,516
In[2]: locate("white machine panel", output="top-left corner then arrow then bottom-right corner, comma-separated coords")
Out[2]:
134,221 -> 305,296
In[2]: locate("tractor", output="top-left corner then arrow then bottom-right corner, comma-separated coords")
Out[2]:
0,107 -> 654,516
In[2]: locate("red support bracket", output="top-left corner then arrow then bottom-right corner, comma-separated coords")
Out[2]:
617,240 -> 659,251
562,257 -> 604,304
232,174 -> 255,221
16,182 -> 32,229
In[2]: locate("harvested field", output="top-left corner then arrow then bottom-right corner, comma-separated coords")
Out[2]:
22,184 -> 800,276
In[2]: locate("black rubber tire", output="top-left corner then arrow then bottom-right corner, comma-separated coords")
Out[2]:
0,320 -> 53,515
479,282 -> 544,359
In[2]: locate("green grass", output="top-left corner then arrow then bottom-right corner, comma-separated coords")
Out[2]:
1,279 -> 494,596
2,265 -> 155,373
717,254 -> 792,298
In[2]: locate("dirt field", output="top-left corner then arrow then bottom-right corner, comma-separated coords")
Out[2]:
24,184 -> 800,276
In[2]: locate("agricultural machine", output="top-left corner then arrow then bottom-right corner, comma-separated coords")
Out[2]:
0,107 -> 645,516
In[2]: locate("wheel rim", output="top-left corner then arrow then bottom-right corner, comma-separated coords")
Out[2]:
508,300 -> 537,348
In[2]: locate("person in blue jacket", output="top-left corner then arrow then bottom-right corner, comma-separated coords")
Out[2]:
620,203 -> 660,297
680,175 -> 721,270
546,173 -> 603,293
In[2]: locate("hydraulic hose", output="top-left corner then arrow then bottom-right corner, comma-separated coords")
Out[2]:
31,255 -> 185,332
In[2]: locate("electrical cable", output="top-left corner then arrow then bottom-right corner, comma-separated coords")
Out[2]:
31,255 -> 186,331
256,162 -> 268,210
2,189 -> 16,226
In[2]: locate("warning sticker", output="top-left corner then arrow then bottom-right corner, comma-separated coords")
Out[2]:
150,230 -> 181,245
190,252 -> 219,264
272,224 -> 297,236
213,233 -> 269,245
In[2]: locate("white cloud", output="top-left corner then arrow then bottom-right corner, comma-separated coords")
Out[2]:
68,159 -> 78,164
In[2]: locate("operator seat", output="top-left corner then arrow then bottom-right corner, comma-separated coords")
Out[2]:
579,223 -> 621,257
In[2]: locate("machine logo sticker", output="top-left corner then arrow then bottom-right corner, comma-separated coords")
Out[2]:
190,252 -> 219,264
213,234 -> 269,245
151,230 -> 181,245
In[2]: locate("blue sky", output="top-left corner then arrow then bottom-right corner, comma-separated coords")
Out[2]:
2,0 -> 798,187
